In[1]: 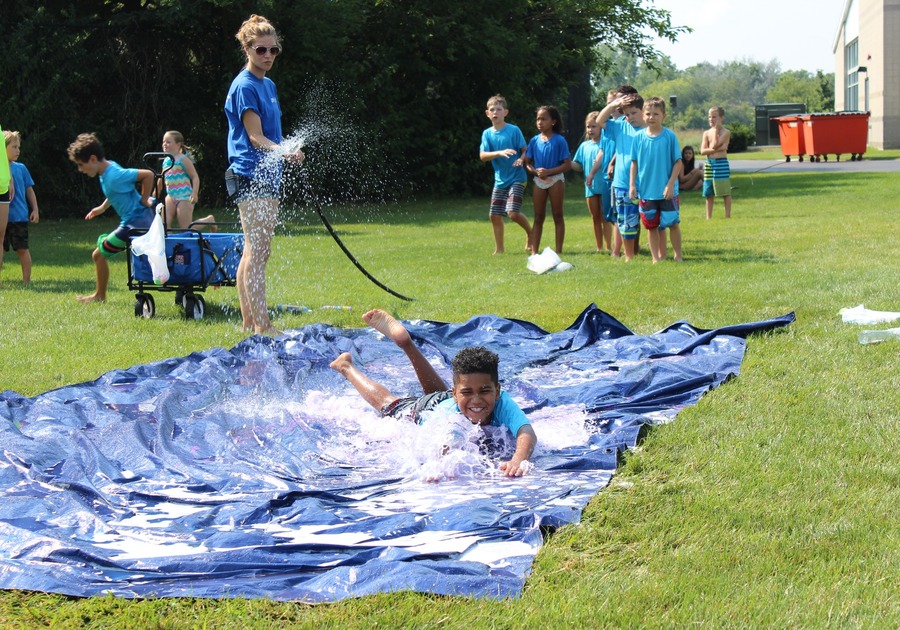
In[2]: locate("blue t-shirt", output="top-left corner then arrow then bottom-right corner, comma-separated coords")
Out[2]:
480,124 -> 527,188
604,118 -> 643,190
225,69 -> 284,178
632,127 -> 682,200
433,390 -> 531,438
8,162 -> 35,223
599,129 -> 615,182
99,161 -> 146,225
573,139 -> 604,197
525,133 -> 571,170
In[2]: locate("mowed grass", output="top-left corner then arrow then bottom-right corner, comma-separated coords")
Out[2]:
0,171 -> 898,627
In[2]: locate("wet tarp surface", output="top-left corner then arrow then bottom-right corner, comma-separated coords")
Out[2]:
0,305 -> 793,601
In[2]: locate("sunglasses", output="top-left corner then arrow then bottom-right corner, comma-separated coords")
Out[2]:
251,45 -> 280,56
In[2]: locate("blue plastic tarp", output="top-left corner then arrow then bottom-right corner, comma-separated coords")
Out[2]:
0,304 -> 793,601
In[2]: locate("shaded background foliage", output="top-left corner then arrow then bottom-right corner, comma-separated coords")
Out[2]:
1,0 -> 684,216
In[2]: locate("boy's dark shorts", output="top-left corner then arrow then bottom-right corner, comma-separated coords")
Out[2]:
3,222 -> 29,251
381,390 -> 453,424
0,191 -> 9,203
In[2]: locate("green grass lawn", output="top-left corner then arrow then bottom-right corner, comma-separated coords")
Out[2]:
1,171 -> 898,627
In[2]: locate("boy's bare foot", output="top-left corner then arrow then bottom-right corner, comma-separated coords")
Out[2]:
254,325 -> 282,336
330,352 -> 354,374
363,309 -> 411,346
76,293 -> 106,303
493,248 -> 504,255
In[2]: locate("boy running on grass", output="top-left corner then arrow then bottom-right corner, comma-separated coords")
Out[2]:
67,133 -> 155,303
330,309 -> 537,478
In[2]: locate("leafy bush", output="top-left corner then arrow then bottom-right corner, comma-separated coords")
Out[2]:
728,123 -> 756,153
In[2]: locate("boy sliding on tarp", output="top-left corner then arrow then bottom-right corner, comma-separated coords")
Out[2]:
331,309 -> 537,478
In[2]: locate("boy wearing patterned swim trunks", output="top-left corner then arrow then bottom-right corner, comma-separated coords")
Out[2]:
700,106 -> 732,220
597,93 -> 646,262
630,97 -> 683,263
68,133 -> 155,303
330,309 -> 537,478
480,95 -> 533,254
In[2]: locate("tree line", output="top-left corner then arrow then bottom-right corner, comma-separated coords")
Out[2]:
2,0 -> 688,215
11,1 -> 834,215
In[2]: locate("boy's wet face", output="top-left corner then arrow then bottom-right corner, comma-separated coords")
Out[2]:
452,372 -> 500,426
708,110 -> 722,127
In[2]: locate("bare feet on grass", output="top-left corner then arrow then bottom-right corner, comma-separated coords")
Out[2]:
362,309 -> 411,346
76,293 -> 106,303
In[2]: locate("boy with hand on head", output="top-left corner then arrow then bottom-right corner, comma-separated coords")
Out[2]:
331,309 -> 537,480
594,91 -> 646,261
4,131 -> 40,283
67,133 -> 156,303
629,97 -> 683,263
479,94 -> 533,254
700,106 -> 732,219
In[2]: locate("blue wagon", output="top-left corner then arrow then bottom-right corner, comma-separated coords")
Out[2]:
127,153 -> 244,320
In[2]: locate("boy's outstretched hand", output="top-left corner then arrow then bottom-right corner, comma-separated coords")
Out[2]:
499,457 -> 534,477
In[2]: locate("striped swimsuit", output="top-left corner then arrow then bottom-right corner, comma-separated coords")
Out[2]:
163,155 -> 193,202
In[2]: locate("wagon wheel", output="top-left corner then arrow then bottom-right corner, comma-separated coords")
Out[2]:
183,294 -> 205,321
134,294 -> 156,319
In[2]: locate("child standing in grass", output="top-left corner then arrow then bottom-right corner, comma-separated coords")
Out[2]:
67,133 -> 155,303
523,105 -> 571,254
572,111 -> 612,253
479,95 -> 533,254
596,93 -> 646,262
630,97 -> 683,263
700,106 -> 732,219
4,131 -> 39,283
161,131 -> 216,230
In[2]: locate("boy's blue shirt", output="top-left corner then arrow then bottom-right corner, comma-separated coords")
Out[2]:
8,162 -> 35,223
632,127 -> 682,200
481,123 -> 527,188
434,390 -> 531,437
605,118 -> 644,190
99,161 -> 146,225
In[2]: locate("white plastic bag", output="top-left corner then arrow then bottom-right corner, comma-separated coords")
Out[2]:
131,211 -> 169,284
527,247 -> 573,274
838,304 -> 900,325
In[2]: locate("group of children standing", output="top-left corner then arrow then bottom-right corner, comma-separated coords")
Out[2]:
479,90 -> 733,262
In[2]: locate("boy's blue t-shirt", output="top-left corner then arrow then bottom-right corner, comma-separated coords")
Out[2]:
526,133 -> 571,170
573,139 -> 605,197
433,390 -> 531,437
604,118 -> 642,190
8,162 -> 35,222
481,123 -> 527,188
632,127 -> 682,200
99,161 -> 145,225
599,129 -> 615,181
225,69 -> 284,178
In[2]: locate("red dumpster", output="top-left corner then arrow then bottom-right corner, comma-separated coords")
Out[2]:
799,112 -> 870,162
773,115 -> 806,162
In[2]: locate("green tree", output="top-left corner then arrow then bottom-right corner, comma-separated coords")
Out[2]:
767,70 -> 835,112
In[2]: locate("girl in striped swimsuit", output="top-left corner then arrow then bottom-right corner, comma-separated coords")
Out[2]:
161,131 -> 216,230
